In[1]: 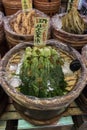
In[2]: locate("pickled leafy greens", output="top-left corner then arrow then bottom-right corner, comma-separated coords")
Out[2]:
19,46 -> 67,98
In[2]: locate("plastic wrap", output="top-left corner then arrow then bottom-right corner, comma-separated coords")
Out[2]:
51,13 -> 87,49
4,9 -> 51,48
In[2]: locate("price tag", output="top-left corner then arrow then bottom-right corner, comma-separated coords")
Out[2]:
21,0 -> 32,11
34,17 -> 49,46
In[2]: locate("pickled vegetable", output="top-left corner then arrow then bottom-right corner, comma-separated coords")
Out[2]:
62,0 -> 86,34
62,8 -> 86,34
19,46 -> 67,98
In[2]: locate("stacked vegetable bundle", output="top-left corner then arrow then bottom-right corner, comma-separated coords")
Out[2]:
4,9 -> 50,48
62,8 -> 86,34
62,0 -> 87,34
10,10 -> 35,35
19,46 -> 67,98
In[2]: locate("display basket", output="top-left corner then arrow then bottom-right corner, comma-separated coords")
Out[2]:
33,0 -> 61,17
0,39 -> 87,125
2,0 -> 22,15
4,9 -> 50,48
51,13 -> 87,49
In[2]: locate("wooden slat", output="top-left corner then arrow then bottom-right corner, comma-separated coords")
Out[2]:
6,104 -> 16,112
0,97 -> 84,121
0,103 -> 83,121
62,107 -> 83,117
0,112 -> 21,120
68,102 -> 78,108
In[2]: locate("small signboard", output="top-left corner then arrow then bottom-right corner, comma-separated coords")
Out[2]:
34,17 -> 49,46
21,0 -> 32,11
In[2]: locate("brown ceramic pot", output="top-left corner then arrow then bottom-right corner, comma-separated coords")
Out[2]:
2,0 -> 22,15
0,40 -> 87,125
33,0 -> 61,17
51,13 -> 87,49
4,9 -> 50,48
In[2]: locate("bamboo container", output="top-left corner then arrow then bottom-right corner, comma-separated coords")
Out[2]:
51,0 -> 87,49
33,0 -> 61,17
2,0 -> 22,15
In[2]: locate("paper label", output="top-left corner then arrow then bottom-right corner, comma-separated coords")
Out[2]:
34,17 -> 49,46
21,0 -> 32,11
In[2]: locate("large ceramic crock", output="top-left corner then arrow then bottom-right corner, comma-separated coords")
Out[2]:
4,9 -> 50,48
33,0 -> 61,17
2,0 -> 22,15
0,39 -> 86,125
51,13 -> 87,49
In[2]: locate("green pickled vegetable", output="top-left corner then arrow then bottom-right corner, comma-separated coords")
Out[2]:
19,46 -> 67,98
